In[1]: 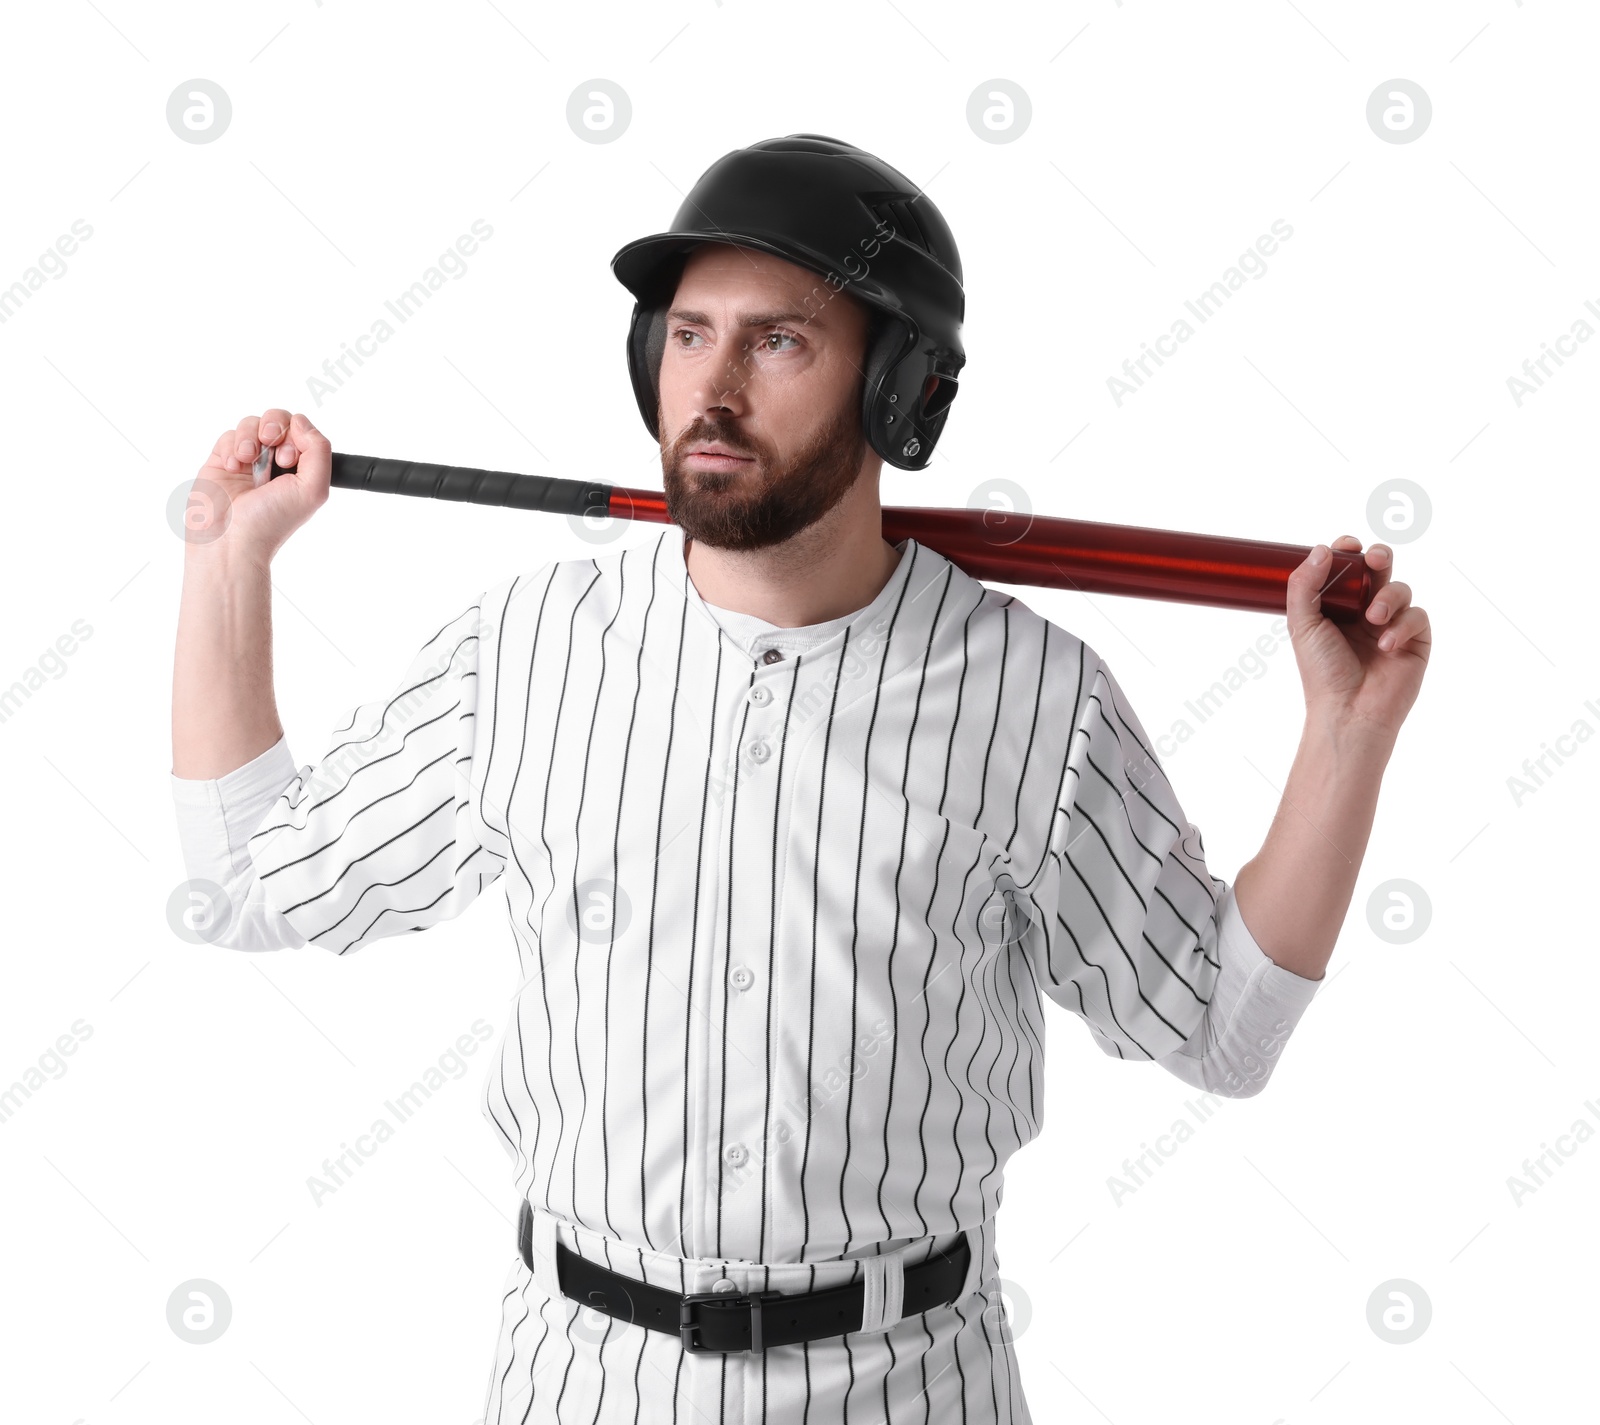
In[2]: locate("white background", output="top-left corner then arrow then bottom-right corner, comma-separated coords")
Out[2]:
1,1 -> 1593,1422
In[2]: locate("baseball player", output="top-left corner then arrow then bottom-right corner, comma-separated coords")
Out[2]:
170,135 -> 1430,1423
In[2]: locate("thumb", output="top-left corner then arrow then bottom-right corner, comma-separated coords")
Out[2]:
1285,544 -> 1332,644
284,412 -> 332,504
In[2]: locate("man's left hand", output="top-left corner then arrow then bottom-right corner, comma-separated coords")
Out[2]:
1286,534 -> 1431,746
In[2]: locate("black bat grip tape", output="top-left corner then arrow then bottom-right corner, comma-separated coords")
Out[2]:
329,453 -> 612,519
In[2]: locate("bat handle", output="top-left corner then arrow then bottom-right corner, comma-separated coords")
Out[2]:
328,452 -> 610,517
256,447 -> 610,520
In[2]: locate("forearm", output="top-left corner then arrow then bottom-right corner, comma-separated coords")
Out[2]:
1231,717 -> 1394,981
171,544 -> 284,779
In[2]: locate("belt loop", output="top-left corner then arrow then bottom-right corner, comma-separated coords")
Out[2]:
957,1225 -> 983,1303
858,1249 -> 906,1334
522,1201 -> 562,1301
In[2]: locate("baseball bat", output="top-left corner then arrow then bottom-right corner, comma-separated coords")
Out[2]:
276,451 -> 1373,624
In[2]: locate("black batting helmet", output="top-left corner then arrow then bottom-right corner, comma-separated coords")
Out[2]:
610,134 -> 966,472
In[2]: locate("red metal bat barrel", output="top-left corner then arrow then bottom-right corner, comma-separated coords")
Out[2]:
604,483 -> 1371,625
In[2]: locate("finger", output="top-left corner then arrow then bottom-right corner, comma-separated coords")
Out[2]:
258,407 -> 292,448
1365,579 -> 1411,628
233,413 -> 261,464
1365,542 -> 1393,601
1286,543 -> 1332,639
209,427 -> 243,472
1318,534 -> 1382,601
1376,606 -> 1428,652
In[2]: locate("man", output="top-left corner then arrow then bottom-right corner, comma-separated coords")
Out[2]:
170,135 -> 1429,1423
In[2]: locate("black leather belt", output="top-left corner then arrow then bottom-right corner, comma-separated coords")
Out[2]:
517,1199 -> 971,1354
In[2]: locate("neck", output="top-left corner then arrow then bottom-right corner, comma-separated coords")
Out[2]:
682,475 -> 899,628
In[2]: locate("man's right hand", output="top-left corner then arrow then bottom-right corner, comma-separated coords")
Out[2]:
189,408 -> 331,564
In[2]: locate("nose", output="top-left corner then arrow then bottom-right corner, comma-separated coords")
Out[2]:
698,352 -> 751,421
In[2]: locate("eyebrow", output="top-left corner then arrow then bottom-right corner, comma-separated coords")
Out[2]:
666,307 -> 822,330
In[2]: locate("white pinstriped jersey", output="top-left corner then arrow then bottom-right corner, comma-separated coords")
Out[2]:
169,522 -> 1322,1423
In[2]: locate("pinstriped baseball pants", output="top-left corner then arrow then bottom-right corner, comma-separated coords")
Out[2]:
480,1211 -> 1032,1424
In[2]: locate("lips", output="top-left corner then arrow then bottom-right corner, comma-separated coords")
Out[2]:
686,444 -> 752,459
684,449 -> 754,468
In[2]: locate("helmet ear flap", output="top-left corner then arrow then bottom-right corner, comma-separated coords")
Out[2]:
626,254 -> 690,443
861,311 -> 963,472
860,311 -> 914,467
631,302 -> 670,441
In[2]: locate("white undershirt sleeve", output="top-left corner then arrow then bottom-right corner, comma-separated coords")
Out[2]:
169,734 -> 310,952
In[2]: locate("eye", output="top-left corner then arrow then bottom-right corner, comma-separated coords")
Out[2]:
762,329 -> 800,353
671,327 -> 703,348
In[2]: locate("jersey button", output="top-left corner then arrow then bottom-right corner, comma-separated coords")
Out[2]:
747,737 -> 771,764
729,964 -> 754,991
711,1277 -> 738,1294
724,1142 -> 748,1167
761,648 -> 785,665
748,684 -> 772,706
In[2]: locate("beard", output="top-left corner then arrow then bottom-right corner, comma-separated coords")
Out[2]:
659,387 -> 869,552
